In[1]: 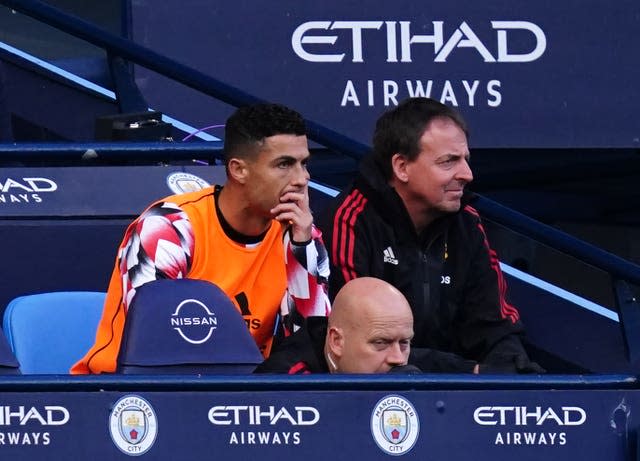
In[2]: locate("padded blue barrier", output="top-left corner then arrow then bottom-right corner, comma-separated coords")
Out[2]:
117,279 -> 263,374
2,291 -> 105,374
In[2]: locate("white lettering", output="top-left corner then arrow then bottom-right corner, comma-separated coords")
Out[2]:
400,21 -> 444,62
562,407 -> 587,426
487,80 -> 502,107
1,178 -> 32,193
0,432 -> 50,446
341,80 -> 360,106
209,406 -> 319,426
170,317 -> 217,326
493,21 -> 547,62
406,80 -> 433,98
435,22 -> 495,63
385,21 -> 397,62
475,406 -> 587,426
291,22 -> 343,63
440,80 -> 458,106
293,20 -> 547,64
228,431 -> 301,445
343,79 -> 502,109
494,432 -> 568,446
0,406 -> 69,426
330,21 -> 384,62
462,80 -> 480,107
383,80 -> 399,106
23,178 -> 57,192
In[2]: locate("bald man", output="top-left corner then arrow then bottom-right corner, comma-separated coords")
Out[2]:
324,277 -> 414,373
255,277 -> 416,374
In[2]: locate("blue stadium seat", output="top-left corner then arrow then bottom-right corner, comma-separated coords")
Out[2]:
0,328 -> 19,374
117,279 -> 263,374
2,291 -> 105,374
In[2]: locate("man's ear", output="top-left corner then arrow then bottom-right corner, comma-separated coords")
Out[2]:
227,158 -> 248,184
391,153 -> 410,183
326,326 -> 344,358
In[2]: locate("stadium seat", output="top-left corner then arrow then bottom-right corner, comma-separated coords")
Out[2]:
117,279 -> 263,374
0,329 -> 19,374
2,291 -> 105,374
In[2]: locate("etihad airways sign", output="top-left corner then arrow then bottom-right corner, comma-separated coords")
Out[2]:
132,0 -> 640,148
0,177 -> 58,205
292,20 -> 546,63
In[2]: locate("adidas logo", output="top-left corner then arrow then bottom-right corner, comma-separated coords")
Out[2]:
383,247 -> 399,265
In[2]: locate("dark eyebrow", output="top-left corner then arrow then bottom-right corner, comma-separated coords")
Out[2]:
439,152 -> 470,161
271,155 -> 296,164
271,153 -> 310,164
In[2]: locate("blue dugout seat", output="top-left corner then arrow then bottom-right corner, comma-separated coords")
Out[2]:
2,291 -> 105,374
117,279 -> 263,374
0,328 -> 19,374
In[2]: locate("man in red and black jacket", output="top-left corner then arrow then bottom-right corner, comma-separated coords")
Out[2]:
319,97 -> 542,374
256,277 -> 422,374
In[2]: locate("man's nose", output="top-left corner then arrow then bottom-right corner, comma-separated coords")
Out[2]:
386,342 -> 407,367
457,158 -> 474,183
293,163 -> 310,185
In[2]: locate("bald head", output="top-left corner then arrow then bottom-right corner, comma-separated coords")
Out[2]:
329,277 -> 409,328
325,277 -> 414,373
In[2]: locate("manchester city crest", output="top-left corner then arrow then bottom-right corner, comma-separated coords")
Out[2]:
166,172 -> 210,194
371,395 -> 419,456
382,409 -> 409,444
109,395 -> 158,456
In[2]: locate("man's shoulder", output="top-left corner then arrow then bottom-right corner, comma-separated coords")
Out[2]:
441,205 -> 490,254
160,185 -> 217,207
324,181 -> 384,221
455,204 -> 484,227
140,186 -> 217,217
133,186 -> 218,233
255,318 -> 328,374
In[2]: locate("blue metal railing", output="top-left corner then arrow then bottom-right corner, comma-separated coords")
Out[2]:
0,141 -> 222,162
474,195 -> 640,287
0,373 -> 637,392
0,0 -> 370,159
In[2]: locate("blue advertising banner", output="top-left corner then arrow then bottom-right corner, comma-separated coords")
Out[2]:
130,0 -> 640,149
0,165 -> 226,217
0,387 -> 634,460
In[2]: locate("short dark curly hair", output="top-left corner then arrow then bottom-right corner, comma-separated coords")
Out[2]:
223,103 -> 307,162
372,98 -> 468,180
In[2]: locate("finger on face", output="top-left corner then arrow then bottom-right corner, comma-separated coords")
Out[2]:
271,205 -> 307,226
276,196 -> 309,217
273,211 -> 296,224
271,201 -> 299,216
279,188 -> 308,203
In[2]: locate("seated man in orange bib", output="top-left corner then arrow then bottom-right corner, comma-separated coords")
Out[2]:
72,103 -> 331,374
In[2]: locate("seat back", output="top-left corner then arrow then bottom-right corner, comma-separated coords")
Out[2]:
0,329 -> 19,375
2,291 -> 105,374
117,279 -> 263,374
